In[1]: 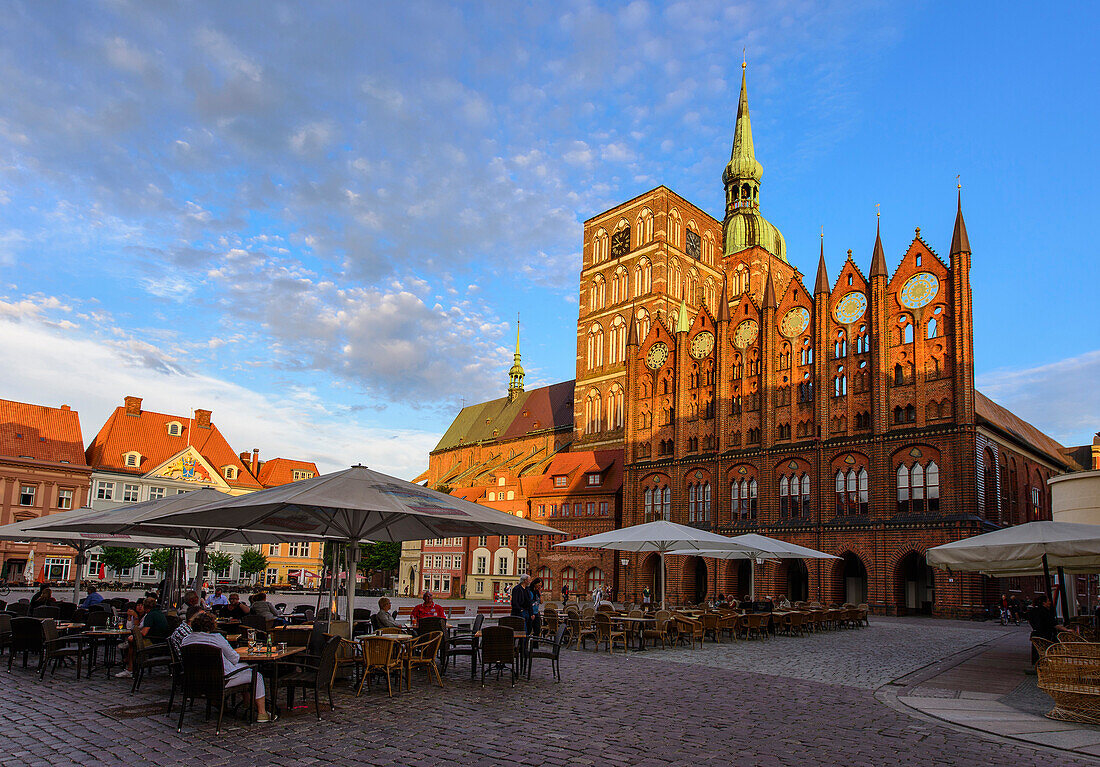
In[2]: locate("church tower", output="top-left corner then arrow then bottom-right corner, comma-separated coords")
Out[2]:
507,317 -> 524,402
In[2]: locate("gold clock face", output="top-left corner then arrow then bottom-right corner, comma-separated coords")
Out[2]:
833,291 -> 867,324
645,341 -> 669,370
733,319 -> 759,349
780,307 -> 810,337
689,330 -> 714,359
899,272 -> 939,309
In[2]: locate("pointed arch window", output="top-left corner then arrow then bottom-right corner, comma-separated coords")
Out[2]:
834,330 -> 847,358
669,210 -> 683,248
687,270 -> 699,305
634,259 -> 652,296
662,486 -> 671,520
670,260 -> 683,300
779,475 -> 790,518
611,267 -> 629,304
608,315 -> 626,364
586,324 -> 604,369
636,209 -> 654,245
589,275 -> 606,311
897,461 -> 938,514
594,230 -> 609,263
608,384 -> 624,430
584,390 -> 602,434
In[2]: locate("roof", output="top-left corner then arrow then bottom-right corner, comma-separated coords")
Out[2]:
85,402 -> 261,489
975,391 -> 1075,470
256,458 -> 320,488
528,450 -> 623,497
432,380 -> 575,453
0,399 -> 89,467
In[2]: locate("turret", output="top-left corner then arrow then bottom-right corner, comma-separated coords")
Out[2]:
507,316 -> 524,402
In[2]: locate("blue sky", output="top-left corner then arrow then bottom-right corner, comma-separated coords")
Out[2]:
1,1 -> 1097,478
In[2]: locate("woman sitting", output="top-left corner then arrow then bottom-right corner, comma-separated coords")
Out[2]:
181,612 -> 276,722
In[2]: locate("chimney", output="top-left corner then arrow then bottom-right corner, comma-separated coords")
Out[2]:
60,404 -> 70,411
239,451 -> 251,465
194,409 -> 212,429
251,448 -> 259,474
124,396 -> 142,416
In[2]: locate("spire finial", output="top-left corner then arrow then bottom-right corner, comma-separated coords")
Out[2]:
507,314 -> 524,401
951,178 -> 971,257
870,210 -> 888,277
815,230 -> 829,294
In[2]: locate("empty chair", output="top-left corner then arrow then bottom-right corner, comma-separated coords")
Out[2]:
0,614 -> 11,657
56,602 -> 77,620
277,635 -> 342,718
6,603 -> 28,617
407,631 -> 444,689
498,615 -> 525,633
527,624 -> 567,682
443,613 -> 482,678
480,626 -> 517,687
31,606 -> 60,620
357,636 -> 403,697
8,617 -> 43,669
71,608 -> 88,624
40,620 -> 93,680
593,613 -> 627,653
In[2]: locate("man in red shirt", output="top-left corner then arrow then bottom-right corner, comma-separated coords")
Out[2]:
410,590 -> 446,628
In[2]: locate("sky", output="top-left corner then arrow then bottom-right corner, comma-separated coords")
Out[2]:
1,1 -> 1097,479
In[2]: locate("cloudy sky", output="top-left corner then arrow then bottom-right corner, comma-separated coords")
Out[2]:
1,1 -> 1097,478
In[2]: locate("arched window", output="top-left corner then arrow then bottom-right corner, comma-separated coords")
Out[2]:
748,479 -> 757,518
703,233 -> 716,265
585,567 -> 605,594
703,482 -> 711,521
898,314 -> 913,344
687,270 -> 699,305
586,324 -> 603,369
662,486 -> 671,519
636,209 -> 654,245
855,324 -> 869,353
634,259 -> 652,296
800,338 -> 813,366
779,475 -> 790,517
983,447 -> 998,521
560,566 -> 576,595
858,468 -> 868,514
589,275 -> 605,311
704,279 -> 716,313
834,367 -> 847,396
584,390 -> 602,434
593,230 -> 608,263
896,460 -> 939,514
927,317 -> 938,338
635,308 -> 651,341
644,487 -> 653,521
536,566 -> 553,593
669,209 -> 683,248
800,473 -> 811,516
608,384 -> 624,430
688,483 -> 697,521
608,315 -> 626,364
612,267 -> 629,304
670,260 -> 683,300
835,331 -> 847,359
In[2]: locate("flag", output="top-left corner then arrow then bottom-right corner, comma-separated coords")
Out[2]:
97,564 -> 106,580
34,565 -> 46,584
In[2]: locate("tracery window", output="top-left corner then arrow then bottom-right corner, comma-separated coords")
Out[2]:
897,461 -> 939,514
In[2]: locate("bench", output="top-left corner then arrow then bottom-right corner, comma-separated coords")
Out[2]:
1038,643 -> 1100,724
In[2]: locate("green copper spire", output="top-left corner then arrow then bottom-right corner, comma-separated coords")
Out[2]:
507,315 -> 524,402
726,63 -> 762,187
676,297 -> 691,334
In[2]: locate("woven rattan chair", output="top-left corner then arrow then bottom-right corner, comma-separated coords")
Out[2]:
356,636 -> 403,697
581,607 -> 596,619
594,613 -> 627,653
276,635 -> 341,719
8,616 -> 43,669
542,608 -> 559,638
378,627 -> 406,636
744,613 -> 769,641
418,616 -> 447,636
498,615 -> 526,632
480,625 -> 517,687
407,631 -> 444,689
527,624 -> 567,682
39,619 -> 93,680
1059,631 -> 1084,644
177,644 -> 255,734
1037,646 -> 1100,724
131,626 -> 171,693
640,611 -> 669,649
674,614 -> 704,649
31,605 -> 60,620
1052,642 -> 1100,659
701,613 -> 721,643
567,613 -> 596,650
856,604 -> 870,627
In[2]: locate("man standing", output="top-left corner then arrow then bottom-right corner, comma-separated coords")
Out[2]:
511,574 -> 533,632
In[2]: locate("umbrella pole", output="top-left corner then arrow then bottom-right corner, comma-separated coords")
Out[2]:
345,541 -> 360,639
192,545 -> 208,593
1057,566 -> 1071,620
1042,553 -> 1052,603
750,559 -> 755,601
72,545 -> 86,604
660,550 -> 666,610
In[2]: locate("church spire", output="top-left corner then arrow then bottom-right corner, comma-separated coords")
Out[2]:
814,231 -> 830,294
870,212 -> 888,277
950,185 -> 970,257
676,297 -> 691,333
723,62 -> 764,216
762,268 -> 777,309
507,315 -> 524,402
626,301 -> 638,347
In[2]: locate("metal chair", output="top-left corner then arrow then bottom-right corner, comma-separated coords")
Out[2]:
442,613 -> 482,678
40,619 -> 93,680
177,644 -> 255,734
8,616 -> 43,669
131,626 -> 171,693
480,625 -> 517,688
31,606 -> 60,620
276,635 -> 341,719
527,624 -> 567,682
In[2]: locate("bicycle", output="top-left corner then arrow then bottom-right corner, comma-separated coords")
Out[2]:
0,581 -> 11,597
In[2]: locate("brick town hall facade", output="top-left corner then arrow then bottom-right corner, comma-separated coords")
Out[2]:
405,66 -> 1078,616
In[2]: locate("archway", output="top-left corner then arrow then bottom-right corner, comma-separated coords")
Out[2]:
694,557 -> 709,604
896,552 -> 934,615
785,560 -> 809,602
836,553 -> 868,604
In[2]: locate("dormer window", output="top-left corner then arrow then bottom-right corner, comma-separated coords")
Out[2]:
167,422 -> 183,436
223,466 -> 237,480
587,473 -> 601,486
291,470 -> 315,481
497,477 -> 506,487
553,476 -> 567,488
123,451 -> 141,468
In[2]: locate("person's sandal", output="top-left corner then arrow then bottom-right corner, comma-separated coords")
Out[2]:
256,713 -> 278,723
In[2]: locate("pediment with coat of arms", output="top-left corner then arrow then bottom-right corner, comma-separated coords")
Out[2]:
144,447 -> 228,489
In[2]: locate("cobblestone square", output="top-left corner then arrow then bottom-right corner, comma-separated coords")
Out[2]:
0,616 -> 1094,767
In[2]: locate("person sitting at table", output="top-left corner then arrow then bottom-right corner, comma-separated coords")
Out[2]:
181,590 -> 201,613
372,597 -> 400,630
776,594 -> 791,609
115,597 -> 168,678
79,584 -> 105,610
208,587 -> 229,608
1029,594 -> 1070,663
225,593 -> 251,620
410,590 -> 445,629
169,606 -> 205,656
741,595 -> 754,612
181,612 -> 276,723
249,593 -> 285,627
29,586 -> 56,608
759,596 -> 775,612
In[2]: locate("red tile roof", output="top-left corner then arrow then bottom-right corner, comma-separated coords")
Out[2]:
85,398 -> 261,489
0,399 -> 89,467
256,458 -> 321,488
529,450 -> 623,497
975,391 -> 1075,470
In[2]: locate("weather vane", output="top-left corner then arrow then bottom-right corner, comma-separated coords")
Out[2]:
742,48 -> 746,68
875,202 -> 880,219
956,173 -> 962,190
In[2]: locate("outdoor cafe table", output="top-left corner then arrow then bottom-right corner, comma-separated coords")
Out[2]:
611,616 -> 655,650
236,645 -> 305,714
81,628 -> 129,676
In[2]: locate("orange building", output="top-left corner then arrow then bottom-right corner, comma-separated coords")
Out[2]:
253,456 -> 325,586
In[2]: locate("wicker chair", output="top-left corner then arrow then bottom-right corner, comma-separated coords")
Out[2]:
567,613 -> 596,650
177,644 -> 256,734
527,624 -> 567,682
0,614 -> 11,657
743,613 -> 769,640
418,616 -> 447,636
1038,644 -> 1100,724
673,614 -> 704,649
594,613 -> 627,653
641,611 -> 670,649
31,606 -> 60,620
8,616 -> 43,669
542,608 -> 559,638
1059,631 -> 1084,644
40,619 -> 93,680
701,613 -> 721,643
356,637 -> 404,697
480,625 -> 517,687
276,635 -> 342,718
407,631 -> 444,689
130,627 -> 172,693
498,615 -> 526,632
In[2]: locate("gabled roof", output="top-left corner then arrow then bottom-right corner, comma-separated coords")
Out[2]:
975,391 -> 1076,470
432,381 -> 575,453
0,399 -> 89,467
528,450 -> 623,498
85,400 -> 261,489
256,458 -> 321,488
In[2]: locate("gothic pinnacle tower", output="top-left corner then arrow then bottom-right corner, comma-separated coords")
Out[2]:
722,62 -> 787,262
507,315 -> 524,402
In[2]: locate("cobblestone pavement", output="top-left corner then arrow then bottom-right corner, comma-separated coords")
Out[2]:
1,619 -> 1094,767
625,616 -> 1021,689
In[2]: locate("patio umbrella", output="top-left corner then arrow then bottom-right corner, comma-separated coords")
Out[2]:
0,516 -> 196,602
670,534 -> 837,600
553,520 -> 760,609
36,489 -> 304,593
926,521 -> 1100,618
137,465 -> 566,631
23,551 -> 34,585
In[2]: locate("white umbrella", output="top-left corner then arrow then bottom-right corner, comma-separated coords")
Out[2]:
670,534 -> 837,600
554,520 -> 759,609
23,551 -> 35,584
142,465 -> 565,632
0,516 -> 195,602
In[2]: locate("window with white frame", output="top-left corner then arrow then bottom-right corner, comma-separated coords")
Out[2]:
475,580 -> 484,593
167,422 -> 182,436
476,556 -> 487,575
268,544 -> 280,556
44,557 -> 70,580
123,484 -> 140,503
291,470 -> 315,481
478,535 -> 487,547
553,476 -> 567,488
587,473 -> 601,486
214,565 -> 230,579
517,557 -> 528,573
423,575 -> 431,591
453,554 -> 462,571
434,555 -> 443,569
124,452 -> 140,467
518,535 -> 527,547
497,556 -> 509,575
175,488 -> 187,495
223,466 -> 237,480
19,485 -> 35,506
57,488 -> 73,510
96,482 -> 114,501
138,557 -> 157,579
149,486 -> 166,500
266,568 -> 278,585
85,553 -> 102,577
497,477 -> 506,486
443,555 -> 453,569
288,542 -> 306,557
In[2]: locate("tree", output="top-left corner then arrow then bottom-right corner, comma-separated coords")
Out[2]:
238,548 -> 268,583
206,551 -> 234,577
149,548 -> 174,574
358,541 -> 400,576
100,547 -> 141,575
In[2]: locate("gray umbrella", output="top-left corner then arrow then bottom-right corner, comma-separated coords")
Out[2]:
0,514 -> 196,602
148,465 -> 565,628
